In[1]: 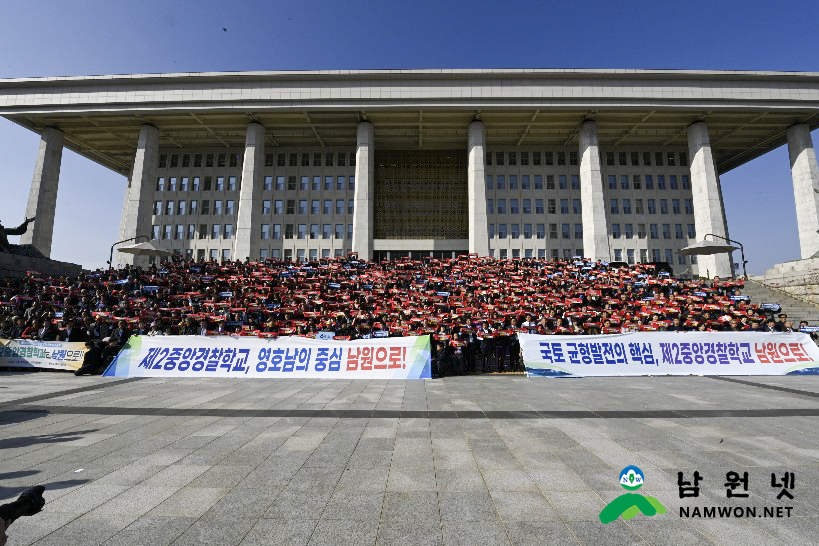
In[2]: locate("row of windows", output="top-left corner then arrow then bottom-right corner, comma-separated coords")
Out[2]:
488,198 -> 577,215
153,200 -> 236,216
486,248 -> 696,266
486,174 -> 692,192
486,197 -> 695,216
261,200 -> 354,216
609,198 -> 693,215
485,150 -> 688,168
157,151 -> 357,170
155,175 -> 356,193
494,248 -> 579,259
606,151 -> 688,168
160,149 -> 687,172
607,174 -> 690,191
163,249 -> 233,263
159,153 -> 242,169
263,175 -> 355,192
612,248 -> 696,266
153,199 -> 355,217
156,176 -> 236,192
260,224 -> 353,240
152,224 -> 234,241
486,174 -> 579,191
151,223 -> 354,241
489,223 -> 582,239
611,223 -> 696,239
488,198 -> 689,216
487,151 -> 578,167
156,247 -> 351,264
259,248 -> 349,260
266,152 -> 355,168
487,222 -> 696,241
165,246 -> 694,266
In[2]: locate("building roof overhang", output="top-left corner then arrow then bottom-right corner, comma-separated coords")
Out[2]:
1,68 -> 817,176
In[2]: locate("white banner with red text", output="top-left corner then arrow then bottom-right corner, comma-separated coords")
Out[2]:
519,332 -> 819,377
0,338 -> 86,371
103,334 -> 431,379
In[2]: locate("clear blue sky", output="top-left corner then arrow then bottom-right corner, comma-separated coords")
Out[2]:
1,0 -> 817,273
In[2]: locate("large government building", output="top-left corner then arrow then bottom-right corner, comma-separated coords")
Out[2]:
2,68 -> 819,278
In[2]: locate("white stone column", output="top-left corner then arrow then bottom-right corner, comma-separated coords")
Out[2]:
20,127 -> 63,257
578,121 -> 609,261
352,122 -> 374,260
118,125 -> 159,266
468,121 -> 490,256
688,122 -> 732,278
787,123 -> 819,260
233,122 -> 266,261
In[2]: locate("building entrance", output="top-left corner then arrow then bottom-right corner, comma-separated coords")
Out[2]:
374,150 -> 467,240
373,250 -> 469,261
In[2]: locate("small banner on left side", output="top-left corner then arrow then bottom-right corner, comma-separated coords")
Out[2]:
103,334 -> 432,379
0,338 -> 87,371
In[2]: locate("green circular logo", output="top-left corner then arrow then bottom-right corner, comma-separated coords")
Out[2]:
619,466 -> 644,491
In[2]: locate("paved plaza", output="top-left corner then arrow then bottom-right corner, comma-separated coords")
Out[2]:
1,372 -> 819,545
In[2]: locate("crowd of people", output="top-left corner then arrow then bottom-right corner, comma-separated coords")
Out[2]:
0,255 -> 804,375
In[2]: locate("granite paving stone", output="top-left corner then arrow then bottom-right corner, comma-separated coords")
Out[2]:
0,511 -> 78,546
335,467 -> 390,491
102,516 -> 198,546
322,490 -> 385,521
90,485 -> 179,518
307,518 -> 379,546
441,520 -> 511,546
438,490 -> 498,521
1,374 -> 819,545
503,521 -> 578,546
386,466 -> 437,491
203,484 -> 283,518
167,514 -> 258,546
238,518 -> 317,546
490,490 -> 559,522
146,486 -> 230,518
29,513 -> 134,546
566,520 -> 646,545
380,491 -> 441,523
434,468 -> 487,491
42,483 -> 130,515
263,489 -> 333,519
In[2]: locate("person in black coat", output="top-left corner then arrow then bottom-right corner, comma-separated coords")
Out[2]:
74,341 -> 103,375
100,338 -> 124,373
60,319 -> 88,342
110,320 -> 130,344
762,320 -> 778,333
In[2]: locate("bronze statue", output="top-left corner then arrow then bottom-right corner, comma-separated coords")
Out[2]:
0,217 -> 36,254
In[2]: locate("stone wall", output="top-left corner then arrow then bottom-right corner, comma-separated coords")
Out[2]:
753,257 -> 819,306
0,253 -> 82,279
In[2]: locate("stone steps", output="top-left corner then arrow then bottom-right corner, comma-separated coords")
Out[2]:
742,279 -> 819,325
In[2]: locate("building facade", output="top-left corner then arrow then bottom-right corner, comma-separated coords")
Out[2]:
2,69 -> 819,278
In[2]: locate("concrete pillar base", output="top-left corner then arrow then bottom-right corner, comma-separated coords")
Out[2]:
688,122 -> 733,278
20,127 -> 63,258
118,125 -> 159,267
233,123 -> 266,261
578,120 -> 609,261
787,123 -> 819,260
352,122 -> 374,260
468,121 -> 490,256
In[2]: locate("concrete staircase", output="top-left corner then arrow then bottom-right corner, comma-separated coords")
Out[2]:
742,279 -> 819,325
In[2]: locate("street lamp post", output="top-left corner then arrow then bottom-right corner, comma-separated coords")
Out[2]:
108,235 -> 148,269
705,233 -> 748,280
